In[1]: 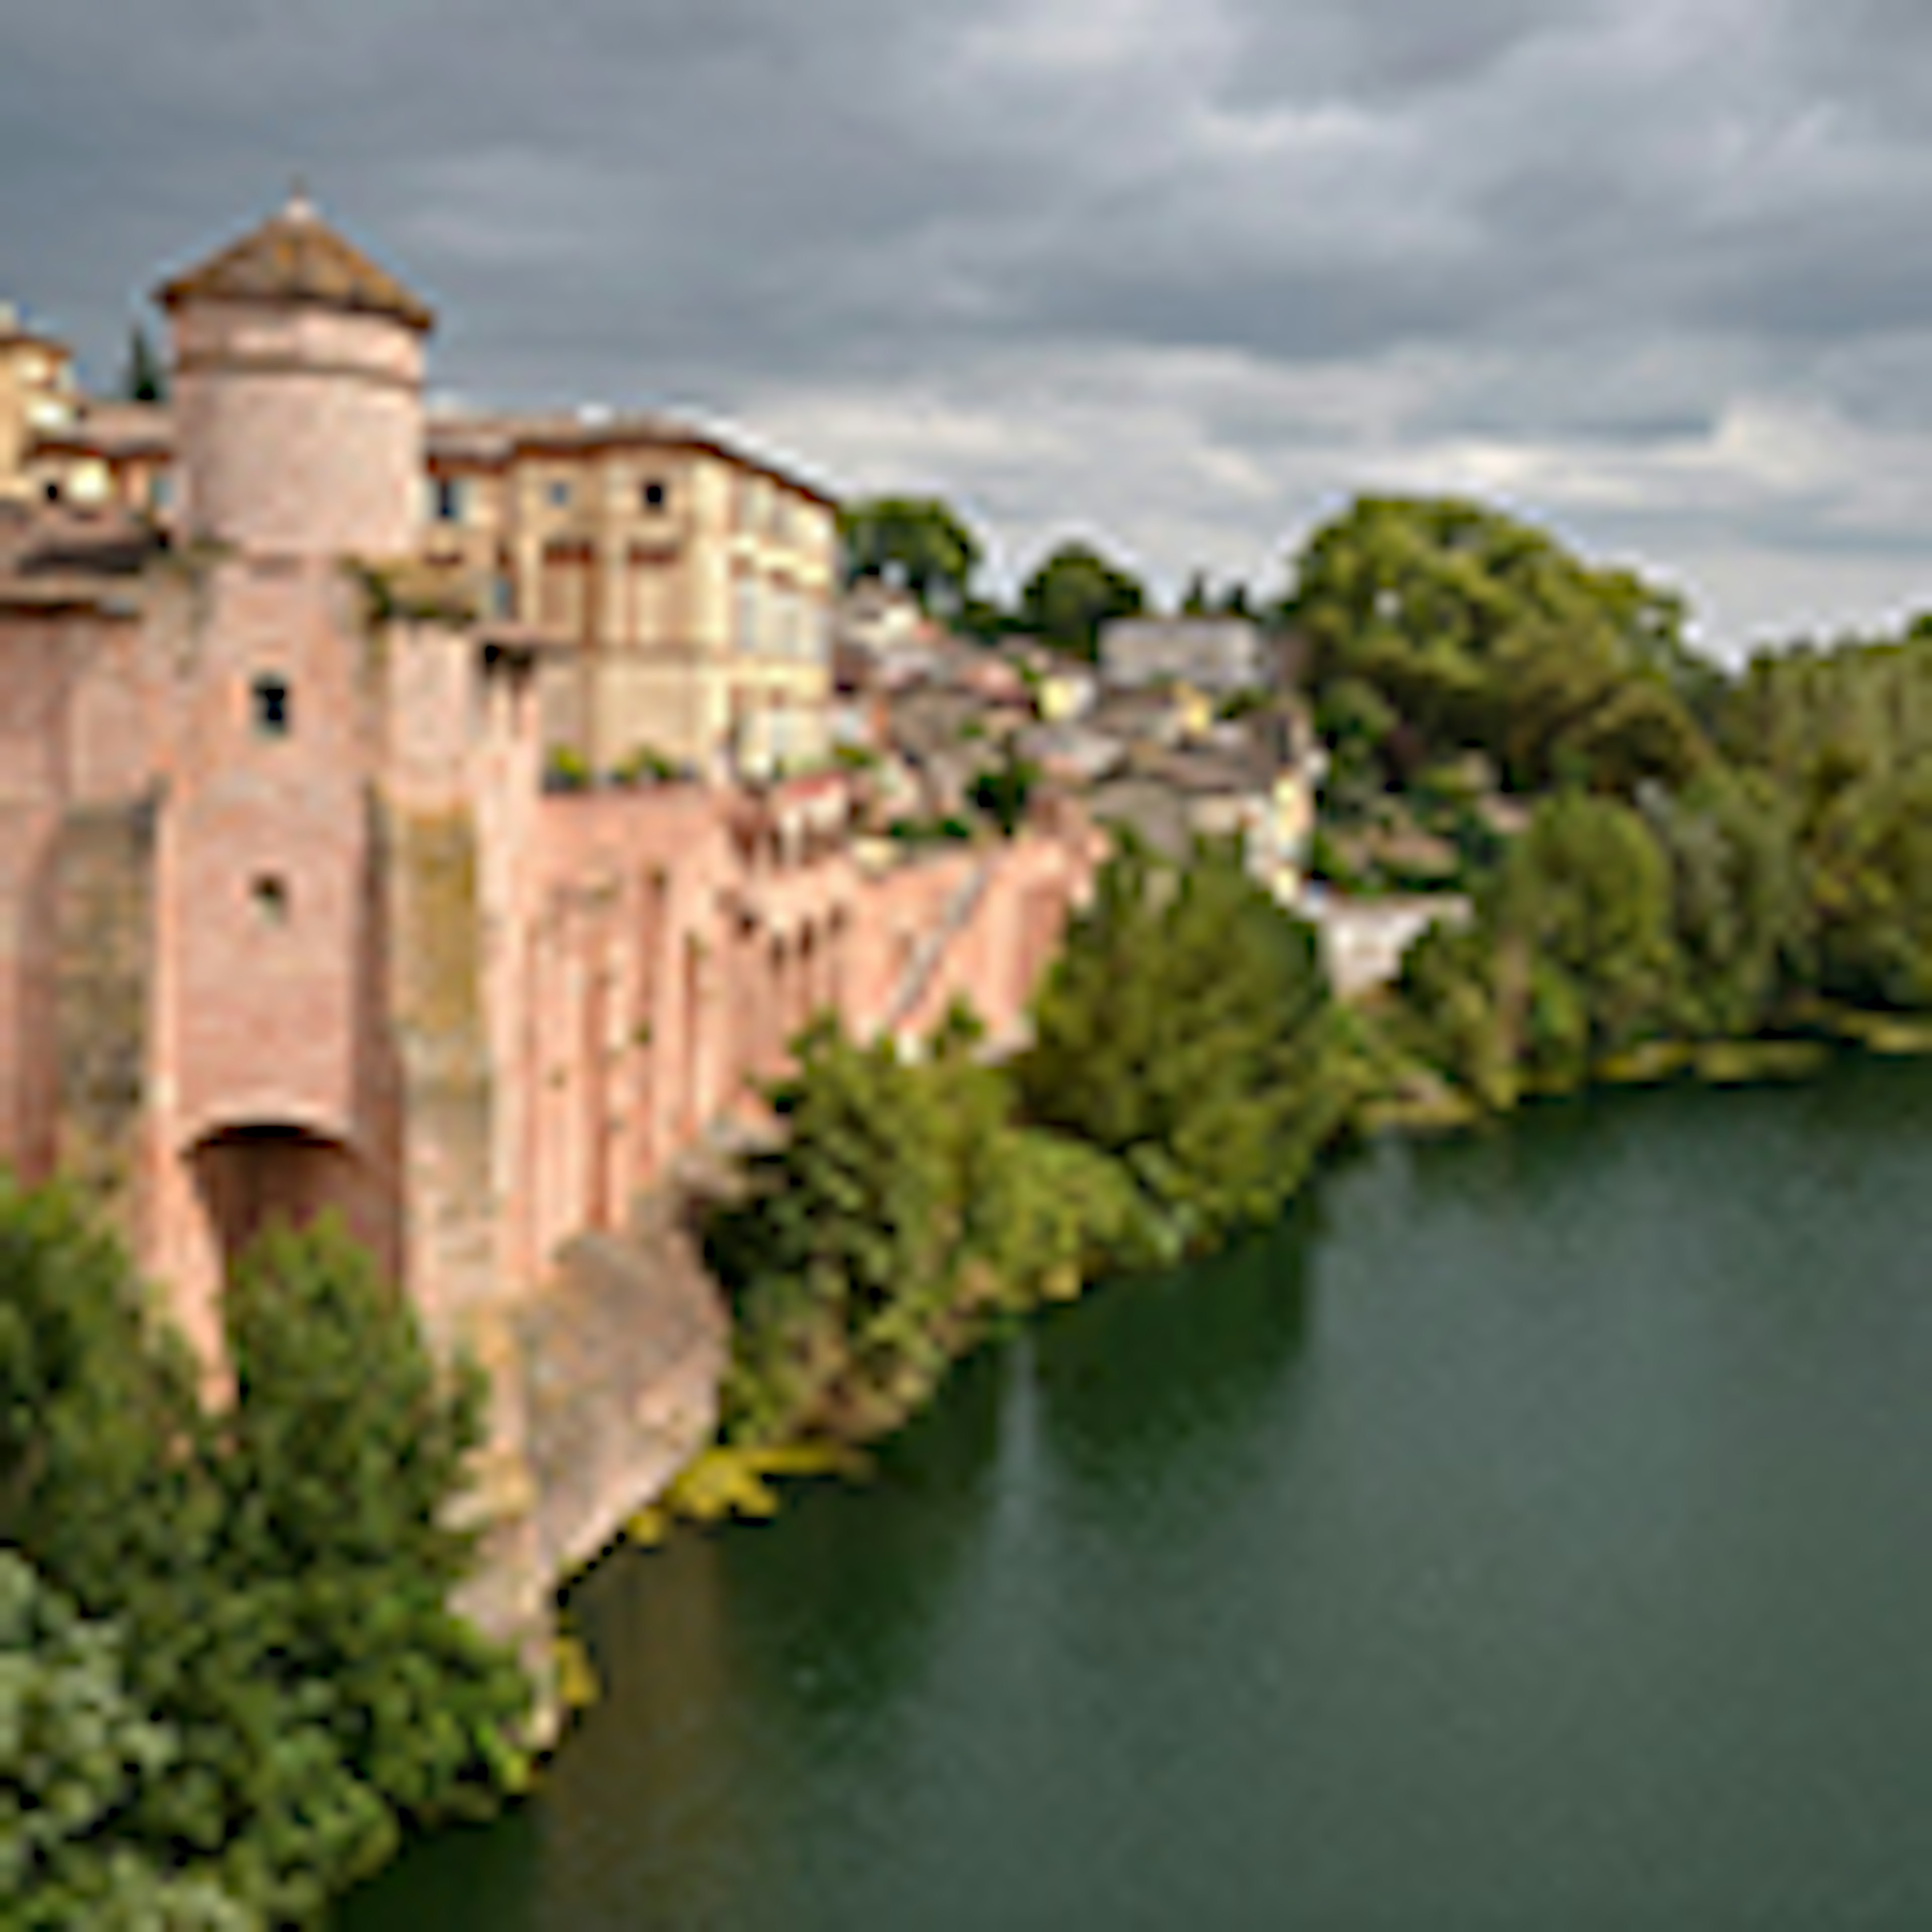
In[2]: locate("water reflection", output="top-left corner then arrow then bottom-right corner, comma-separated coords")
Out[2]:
1031,1203 -> 1315,1497
341,1059 -> 1932,1930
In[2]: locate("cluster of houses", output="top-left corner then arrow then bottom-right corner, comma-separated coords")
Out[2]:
5,279 -> 1326,902
831,580 -> 1324,901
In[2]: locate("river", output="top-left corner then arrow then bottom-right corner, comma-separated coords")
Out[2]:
341,1055 -> 1932,1929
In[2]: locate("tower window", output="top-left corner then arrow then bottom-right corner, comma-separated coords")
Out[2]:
546,477 -> 573,510
251,875 -> 290,926
252,674 -> 291,737
433,475 -> 464,523
641,478 -> 667,511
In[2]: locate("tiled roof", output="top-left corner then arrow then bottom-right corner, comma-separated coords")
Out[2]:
29,400 -> 172,459
0,499 -> 159,577
155,190 -> 433,333
425,409 -> 838,505
0,500 -> 160,611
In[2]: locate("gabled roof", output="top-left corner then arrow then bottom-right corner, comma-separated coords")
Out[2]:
154,189 -> 433,333
29,400 -> 172,460
0,499 -> 161,613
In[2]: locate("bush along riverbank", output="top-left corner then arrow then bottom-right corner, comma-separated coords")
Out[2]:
690,739 -> 1932,1500
1382,760 -> 1932,1121
691,834 -> 1371,1479
0,1198 -> 530,1929
679,494 -> 1932,1492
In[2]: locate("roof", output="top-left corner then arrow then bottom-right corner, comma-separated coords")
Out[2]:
0,499 -> 160,612
154,189 -> 433,333
426,408 -> 839,507
1102,616 -> 1263,645
29,400 -> 172,460
0,322 -> 70,360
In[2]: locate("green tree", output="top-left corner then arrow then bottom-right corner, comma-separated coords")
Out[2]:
839,497 -> 984,614
1016,836 -> 1347,1244
1017,540 -> 1146,661
710,1013 -> 985,1443
1494,791 -> 1680,1081
1806,760 -> 1932,1009
1179,569 -> 1212,616
969,742 -> 1040,837
1284,495 -> 1709,792
1393,916 -> 1521,1109
1,1551 -> 255,1929
218,1220 -> 530,1830
121,322 -> 168,405
1638,769 -> 1811,1037
0,1185 -> 529,1925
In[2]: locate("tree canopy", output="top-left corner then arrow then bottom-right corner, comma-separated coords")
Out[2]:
1017,540 -> 1146,660
838,497 -> 984,613
120,323 -> 167,405
0,1187 -> 528,1926
1016,836 -> 1349,1243
1284,495 -> 1711,793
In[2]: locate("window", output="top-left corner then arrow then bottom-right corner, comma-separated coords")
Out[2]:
252,674 -> 291,738
734,576 -> 759,654
546,477 -> 573,510
251,875 -> 290,926
148,472 -> 173,512
432,475 -> 464,523
640,478 -> 668,512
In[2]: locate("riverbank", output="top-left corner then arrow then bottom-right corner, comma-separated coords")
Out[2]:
341,1050 -> 1932,1932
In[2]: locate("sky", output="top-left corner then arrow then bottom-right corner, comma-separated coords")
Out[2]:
5,0 -> 1932,660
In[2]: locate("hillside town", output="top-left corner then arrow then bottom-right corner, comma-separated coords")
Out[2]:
4,298 -> 1334,889
16,186 -> 1932,1932
0,191 -> 1422,1741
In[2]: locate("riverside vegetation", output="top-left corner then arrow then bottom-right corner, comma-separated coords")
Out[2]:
17,493 -> 1932,1920
700,493 -> 1932,1477
0,1204 -> 529,1928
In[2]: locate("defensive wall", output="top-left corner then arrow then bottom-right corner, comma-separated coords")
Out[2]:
0,194 -> 1105,1701
457,769 -> 1101,1658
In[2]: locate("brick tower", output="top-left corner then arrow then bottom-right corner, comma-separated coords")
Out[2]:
143,189 -> 438,1348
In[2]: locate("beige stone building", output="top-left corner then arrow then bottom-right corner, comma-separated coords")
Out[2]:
0,306 -> 79,503
1,308 -> 837,782
423,410 -> 837,778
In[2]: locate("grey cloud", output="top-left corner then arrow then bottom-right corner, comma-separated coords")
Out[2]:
5,0 -> 1932,651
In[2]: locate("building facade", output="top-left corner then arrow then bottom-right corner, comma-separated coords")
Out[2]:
1098,614 -> 1269,695
0,307 -> 78,503
6,295 -> 839,784
0,194 -> 1099,1662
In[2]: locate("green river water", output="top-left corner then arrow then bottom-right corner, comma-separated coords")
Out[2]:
341,1055 -> 1932,1929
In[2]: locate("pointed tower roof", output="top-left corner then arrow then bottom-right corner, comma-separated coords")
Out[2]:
155,186 -> 433,333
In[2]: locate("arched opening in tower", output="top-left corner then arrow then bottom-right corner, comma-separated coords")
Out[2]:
187,1122 -> 396,1282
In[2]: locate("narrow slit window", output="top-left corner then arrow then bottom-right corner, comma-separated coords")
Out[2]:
251,874 -> 289,926
252,674 -> 291,738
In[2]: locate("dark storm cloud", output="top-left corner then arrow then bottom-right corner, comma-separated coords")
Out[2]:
4,0 -> 1932,649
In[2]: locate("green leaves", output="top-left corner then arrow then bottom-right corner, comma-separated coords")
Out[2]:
1,1551 -> 257,1929
709,994 -> 1173,1446
1016,837 -> 1345,1244
1017,541 -> 1147,661
0,1193 -> 529,1925
1287,495 -> 1709,794
839,498 -> 984,613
